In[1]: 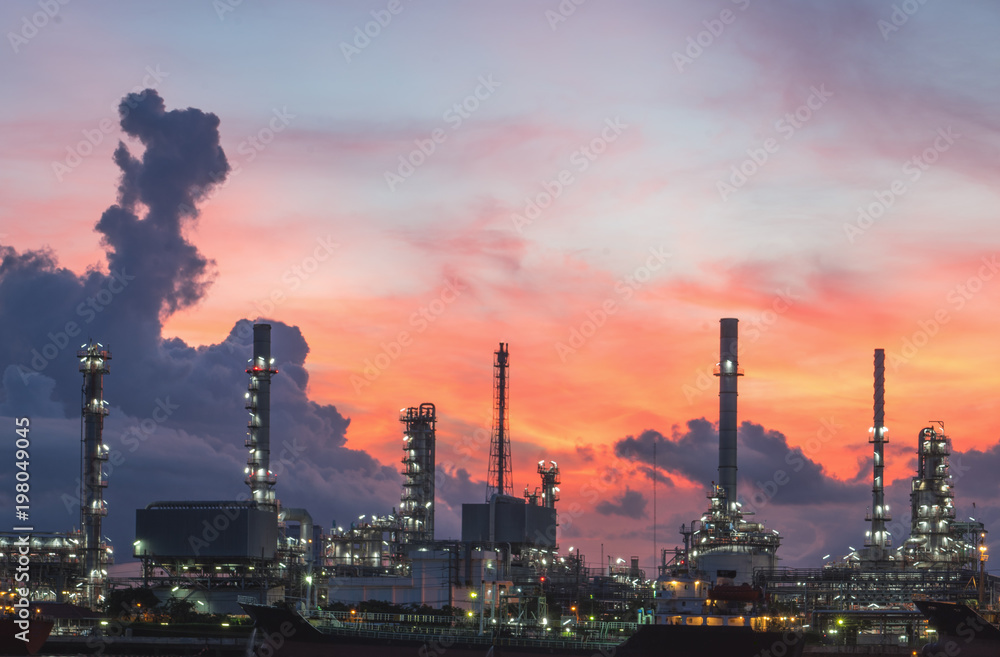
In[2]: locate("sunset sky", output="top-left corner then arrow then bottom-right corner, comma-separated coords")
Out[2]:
2,0 -> 1000,575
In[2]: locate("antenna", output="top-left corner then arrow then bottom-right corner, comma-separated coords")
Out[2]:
486,343 -> 512,499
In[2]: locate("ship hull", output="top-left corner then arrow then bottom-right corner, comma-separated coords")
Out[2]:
915,600 -> 1000,657
242,603 -> 803,657
0,616 -> 54,656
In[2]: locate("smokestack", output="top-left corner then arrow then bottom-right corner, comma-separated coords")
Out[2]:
868,349 -> 890,557
246,323 -> 278,510
715,318 -> 742,510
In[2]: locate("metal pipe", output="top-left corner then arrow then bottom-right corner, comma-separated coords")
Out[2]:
280,507 -> 314,607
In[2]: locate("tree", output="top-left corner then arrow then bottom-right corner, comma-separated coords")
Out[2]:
163,597 -> 198,624
104,587 -> 160,621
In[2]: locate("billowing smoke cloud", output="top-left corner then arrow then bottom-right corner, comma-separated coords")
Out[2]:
596,488 -> 647,519
615,419 -> 868,508
0,90 -> 402,559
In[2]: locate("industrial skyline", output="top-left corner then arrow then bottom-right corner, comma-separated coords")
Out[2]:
2,1 -> 1000,575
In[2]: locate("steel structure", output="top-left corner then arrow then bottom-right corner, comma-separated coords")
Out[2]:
400,403 -> 436,544
327,515 -> 404,569
78,341 -> 111,608
903,422 -> 983,568
864,349 -> 892,560
486,343 -> 512,500
245,323 -> 279,511
538,461 -> 560,509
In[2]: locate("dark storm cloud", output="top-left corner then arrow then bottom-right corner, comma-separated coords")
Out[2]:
595,488 -> 647,519
0,91 -> 403,553
436,466 -> 486,510
614,419 -> 867,508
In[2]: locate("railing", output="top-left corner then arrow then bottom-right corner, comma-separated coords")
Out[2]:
313,623 -> 623,650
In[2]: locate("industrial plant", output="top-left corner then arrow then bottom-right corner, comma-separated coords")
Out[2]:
1,318 -> 996,647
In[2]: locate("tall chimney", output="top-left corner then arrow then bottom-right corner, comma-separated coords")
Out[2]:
868,348 -> 890,557
246,323 -> 278,510
715,318 -> 742,510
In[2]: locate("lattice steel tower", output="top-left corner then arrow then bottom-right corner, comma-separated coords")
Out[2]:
78,341 -> 110,608
400,403 -> 436,543
486,343 -> 512,500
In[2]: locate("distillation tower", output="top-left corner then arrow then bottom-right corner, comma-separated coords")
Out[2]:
245,323 -> 279,511
525,461 -> 560,509
78,341 -> 111,608
903,422 -> 983,568
400,403 -> 436,544
538,461 -> 560,509
688,318 -> 781,585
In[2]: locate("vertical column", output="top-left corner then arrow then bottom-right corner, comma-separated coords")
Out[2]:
868,349 -> 890,556
246,324 -> 278,510
715,319 -> 742,511
78,342 -> 111,608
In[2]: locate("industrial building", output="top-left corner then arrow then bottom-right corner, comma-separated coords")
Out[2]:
0,342 -> 114,609
667,319 -> 782,587
752,348 -> 997,646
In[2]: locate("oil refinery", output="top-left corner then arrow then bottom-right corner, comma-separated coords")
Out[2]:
1,318 -> 996,649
